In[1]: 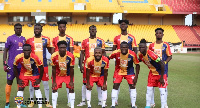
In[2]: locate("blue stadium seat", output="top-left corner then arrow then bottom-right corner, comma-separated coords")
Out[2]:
21,0 -> 25,2
5,0 -> 8,2
122,0 -> 148,3
109,0 -> 112,3
72,0 -> 75,2
38,0 -> 42,2
49,0 -> 52,2
85,0 -> 89,2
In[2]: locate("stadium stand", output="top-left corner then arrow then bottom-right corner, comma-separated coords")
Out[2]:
162,0 -> 200,13
173,25 -> 200,46
89,0 -> 121,11
193,26 -> 200,36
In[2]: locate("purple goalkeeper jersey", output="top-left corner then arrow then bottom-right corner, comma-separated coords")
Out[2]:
5,34 -> 26,68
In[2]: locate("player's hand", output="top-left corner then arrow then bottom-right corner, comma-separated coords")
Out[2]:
17,79 -> 24,86
34,79 -> 41,86
80,66 -> 84,73
133,77 -> 138,88
86,83 -> 92,90
102,84 -> 107,91
52,82 -> 57,90
3,64 -> 10,72
69,81 -> 74,89
159,77 -> 165,87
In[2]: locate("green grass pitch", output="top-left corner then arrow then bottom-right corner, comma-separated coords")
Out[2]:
0,53 -> 200,108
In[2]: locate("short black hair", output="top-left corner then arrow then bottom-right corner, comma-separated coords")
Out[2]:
139,39 -> 147,44
118,20 -> 129,24
23,44 -> 31,48
120,41 -> 129,47
34,24 -> 43,28
89,25 -> 96,30
155,28 -> 164,33
94,47 -> 102,51
57,20 -> 67,25
57,41 -> 68,47
14,23 -> 22,27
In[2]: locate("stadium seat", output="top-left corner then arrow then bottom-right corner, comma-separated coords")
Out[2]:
193,26 -> 200,36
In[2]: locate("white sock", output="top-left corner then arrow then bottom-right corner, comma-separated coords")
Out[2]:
52,92 -> 58,108
97,86 -> 102,102
150,87 -> 155,104
42,81 -> 50,102
29,82 -> 34,102
165,87 -> 168,105
86,89 -> 91,107
116,86 -> 120,103
102,90 -> 107,107
159,88 -> 167,108
82,85 -> 86,102
66,88 -> 70,104
35,89 -> 42,108
129,86 -> 131,100
69,93 -> 75,108
111,89 -> 118,107
17,91 -> 24,108
130,89 -> 136,107
146,87 -> 153,106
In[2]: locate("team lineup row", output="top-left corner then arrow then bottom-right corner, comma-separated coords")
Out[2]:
3,20 -> 172,108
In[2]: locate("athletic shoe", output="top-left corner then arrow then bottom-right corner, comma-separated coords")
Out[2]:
150,103 -> 155,108
77,102 -> 86,106
5,103 -> 10,108
145,106 -> 151,108
28,101 -> 34,107
46,101 -> 52,107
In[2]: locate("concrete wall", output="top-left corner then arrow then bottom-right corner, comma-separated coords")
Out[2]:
162,14 -> 185,25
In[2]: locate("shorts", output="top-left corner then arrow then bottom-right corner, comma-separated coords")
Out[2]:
19,75 -> 40,88
113,72 -> 135,84
74,53 -> 80,58
52,76 -> 74,90
83,62 -> 87,83
147,71 -> 168,88
38,66 -> 49,81
88,76 -> 105,88
7,67 -> 20,80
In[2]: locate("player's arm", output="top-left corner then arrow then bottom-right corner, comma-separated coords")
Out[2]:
13,65 -> 21,84
112,45 -> 117,51
133,52 -> 140,87
69,66 -> 74,89
70,47 -> 74,54
133,47 -> 138,54
34,65 -> 44,86
52,66 -> 57,89
70,38 -> 74,54
80,50 -> 85,73
157,60 -> 165,86
3,48 -> 10,72
86,68 -> 92,90
132,37 -> 138,54
103,59 -> 109,90
112,36 -> 117,51
165,43 -> 172,64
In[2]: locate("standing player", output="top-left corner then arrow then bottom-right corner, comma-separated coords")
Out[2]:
77,25 -> 106,106
73,41 -> 81,68
52,20 -> 74,53
112,20 -> 137,105
86,47 -> 109,108
14,44 -> 43,108
26,24 -> 53,107
148,28 -> 172,107
108,42 -> 140,108
138,39 -> 167,108
3,23 -> 26,108
51,41 -> 75,108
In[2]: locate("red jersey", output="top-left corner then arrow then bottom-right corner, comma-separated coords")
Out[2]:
86,56 -> 109,77
81,37 -> 105,62
13,53 -> 43,76
52,35 -> 74,52
51,51 -> 75,76
113,34 -> 137,50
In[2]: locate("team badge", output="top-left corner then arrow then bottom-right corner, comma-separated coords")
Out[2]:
56,60 -> 59,62
8,74 -> 11,78
15,40 -> 17,42
87,42 -> 89,44
118,57 -> 120,59
101,64 -> 105,67
162,47 -> 165,50
32,41 -> 34,43
113,78 -> 116,81
128,58 -> 131,61
94,66 -> 101,73
14,96 -> 24,106
128,38 -> 131,42
66,39 -> 69,43
42,40 -> 45,43
148,58 -> 151,62
23,40 -> 25,43
30,61 -> 34,64
97,41 -> 100,44
66,60 -> 69,63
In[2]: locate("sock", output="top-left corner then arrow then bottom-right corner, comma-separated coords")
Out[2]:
146,87 -> 153,106
130,89 -> 136,107
66,88 -> 70,104
29,82 -> 34,102
5,84 -> 12,103
165,87 -> 168,105
129,86 -> 131,100
52,92 -> 58,108
42,81 -> 50,102
150,87 -> 155,104
116,86 -> 120,103
35,89 -> 42,108
69,93 -> 75,108
111,89 -> 118,107
86,89 -> 91,107
102,90 -> 107,107
159,88 -> 167,108
17,91 -> 24,108
82,85 -> 86,102
97,86 -> 102,102
17,84 -> 19,91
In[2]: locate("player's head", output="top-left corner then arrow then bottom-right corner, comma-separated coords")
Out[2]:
94,47 -> 102,61
57,41 -> 67,56
139,39 -> 147,54
155,28 -> 164,40
74,41 -> 78,46
89,25 -> 97,37
23,44 -> 31,59
119,20 -> 129,31
57,20 -> 67,34
14,23 -> 22,36
34,24 -> 43,36
120,41 -> 129,55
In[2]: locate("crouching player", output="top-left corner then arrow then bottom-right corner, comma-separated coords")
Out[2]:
108,42 -> 140,108
51,41 -> 75,108
86,47 -> 109,108
138,39 -> 167,108
14,44 -> 43,108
